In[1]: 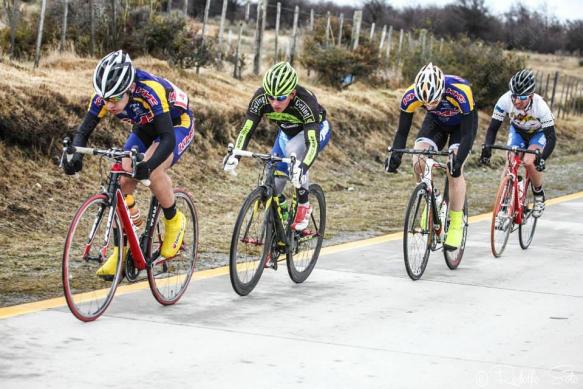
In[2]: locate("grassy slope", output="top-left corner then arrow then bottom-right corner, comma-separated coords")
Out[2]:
1,51 -> 583,306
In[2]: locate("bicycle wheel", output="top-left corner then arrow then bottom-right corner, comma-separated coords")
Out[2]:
287,184 -> 326,283
403,183 -> 433,280
443,198 -> 468,270
62,194 -> 124,322
491,176 -> 515,257
148,189 -> 199,305
229,187 -> 271,296
518,180 -> 538,249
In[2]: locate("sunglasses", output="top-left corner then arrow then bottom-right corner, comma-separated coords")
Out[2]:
105,94 -> 126,103
267,95 -> 289,102
511,94 -> 531,101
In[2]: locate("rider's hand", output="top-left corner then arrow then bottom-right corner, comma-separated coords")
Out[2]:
385,153 -> 402,173
62,153 -> 83,175
535,156 -> 546,172
479,147 -> 491,165
291,161 -> 306,188
447,157 -> 463,178
223,154 -> 239,173
134,161 -> 151,180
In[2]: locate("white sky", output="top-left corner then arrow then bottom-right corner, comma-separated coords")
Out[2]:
329,0 -> 583,22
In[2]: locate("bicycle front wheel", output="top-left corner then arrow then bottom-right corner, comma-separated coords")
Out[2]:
518,181 -> 538,249
147,189 -> 199,305
229,187 -> 271,296
286,184 -> 326,283
491,176 -> 514,258
403,183 -> 433,280
62,194 -> 124,322
443,198 -> 468,270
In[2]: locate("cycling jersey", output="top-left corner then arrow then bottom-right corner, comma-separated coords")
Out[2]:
492,92 -> 554,133
400,75 -> 475,126
88,69 -> 189,125
234,85 -> 327,169
72,68 -> 193,171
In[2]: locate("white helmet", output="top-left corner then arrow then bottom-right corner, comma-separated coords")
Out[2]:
92,50 -> 135,99
414,63 -> 445,104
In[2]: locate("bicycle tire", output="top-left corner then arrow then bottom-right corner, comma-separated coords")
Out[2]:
491,176 -> 514,257
518,180 -> 538,249
62,194 -> 124,322
403,183 -> 433,280
443,198 -> 468,270
286,184 -> 326,283
148,189 -> 199,305
229,187 -> 271,296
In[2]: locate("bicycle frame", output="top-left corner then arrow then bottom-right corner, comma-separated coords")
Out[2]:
487,144 -> 540,226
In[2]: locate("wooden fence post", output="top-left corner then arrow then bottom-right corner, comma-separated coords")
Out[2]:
397,28 -> 403,66
352,10 -> 362,50
60,0 -> 69,51
234,22 -> 244,79
369,22 -> 375,41
378,25 -> 386,54
550,71 -> 560,112
338,13 -> 344,46
274,2 -> 281,62
325,11 -> 331,46
289,5 -> 299,66
218,0 -> 228,45
253,0 -> 263,75
385,25 -> 393,61
34,0 -> 47,68
309,9 -> 314,31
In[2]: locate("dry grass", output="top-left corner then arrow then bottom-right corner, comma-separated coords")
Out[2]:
2,51 -> 583,307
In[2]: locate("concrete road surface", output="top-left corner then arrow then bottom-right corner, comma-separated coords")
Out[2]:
1,194 -> 582,389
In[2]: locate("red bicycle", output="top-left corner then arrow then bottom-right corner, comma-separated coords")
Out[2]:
61,139 -> 199,322
485,144 -> 540,257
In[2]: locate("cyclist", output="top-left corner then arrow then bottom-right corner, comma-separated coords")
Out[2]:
223,61 -> 331,231
480,69 -> 556,218
385,63 -> 478,250
62,50 -> 195,277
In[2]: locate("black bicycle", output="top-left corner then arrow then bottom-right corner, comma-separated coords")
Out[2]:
227,144 -> 326,296
388,147 -> 468,280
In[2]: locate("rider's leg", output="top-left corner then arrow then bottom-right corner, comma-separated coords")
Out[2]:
524,131 -> 547,216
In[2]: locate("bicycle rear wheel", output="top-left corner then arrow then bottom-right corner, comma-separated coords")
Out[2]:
148,189 -> 199,305
443,198 -> 468,270
229,187 -> 271,296
62,194 -> 124,322
287,184 -> 326,283
518,180 -> 538,249
491,176 -> 515,257
403,183 -> 433,280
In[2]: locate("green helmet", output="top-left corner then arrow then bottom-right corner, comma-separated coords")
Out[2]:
262,62 -> 298,97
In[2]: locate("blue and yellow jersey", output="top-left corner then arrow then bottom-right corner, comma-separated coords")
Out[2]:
87,69 -> 189,126
400,75 -> 475,125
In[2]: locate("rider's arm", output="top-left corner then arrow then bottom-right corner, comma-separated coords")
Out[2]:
234,89 -> 265,151
72,112 -> 100,147
541,126 -> 556,160
301,123 -> 320,170
456,110 -> 478,163
484,118 -> 503,146
391,111 -> 414,149
147,111 -> 175,171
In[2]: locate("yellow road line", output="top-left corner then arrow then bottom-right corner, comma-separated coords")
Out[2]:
2,190 -> 582,320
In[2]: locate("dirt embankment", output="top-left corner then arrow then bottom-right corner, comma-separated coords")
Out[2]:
1,52 -> 583,307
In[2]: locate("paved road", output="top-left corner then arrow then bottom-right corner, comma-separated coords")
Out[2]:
1,196 -> 582,389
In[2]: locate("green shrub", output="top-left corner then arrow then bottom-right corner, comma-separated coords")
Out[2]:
301,18 -> 382,87
402,36 -> 525,108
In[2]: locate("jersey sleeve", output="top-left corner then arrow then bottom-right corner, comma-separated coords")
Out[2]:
400,84 -> 422,113
446,83 -> 475,114
88,94 -> 107,119
492,92 -> 511,122
535,96 -> 555,128
234,88 -> 266,150
136,80 -> 170,117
